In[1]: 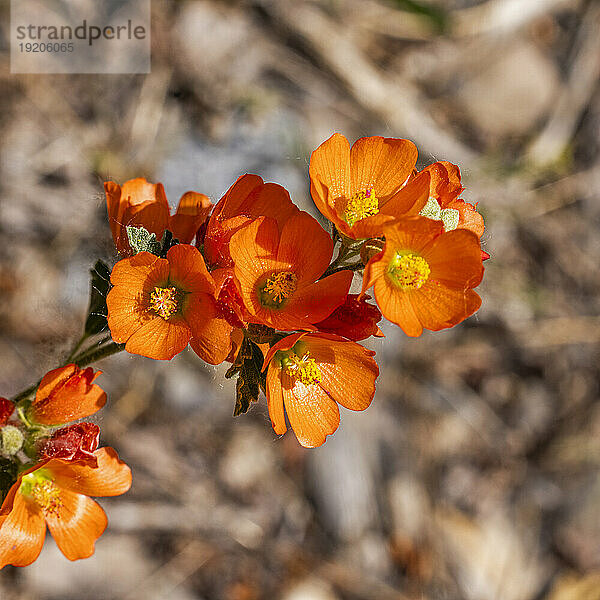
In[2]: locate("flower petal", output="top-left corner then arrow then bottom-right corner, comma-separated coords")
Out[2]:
305,336 -> 378,411
374,277 -> 424,337
423,229 -> 484,289
46,492 -> 107,561
282,372 -> 340,448
0,492 -> 46,568
48,447 -> 132,498
276,212 -> 333,286
166,244 -> 215,295
169,191 -> 212,243
187,293 -> 235,365
266,366 -> 287,436
309,133 -> 352,203
106,284 -> 155,345
410,285 -> 482,332
124,314 -> 191,360
230,217 -> 286,315
350,136 -> 417,199
32,365 -> 106,425
288,270 -> 353,324
110,252 -> 169,292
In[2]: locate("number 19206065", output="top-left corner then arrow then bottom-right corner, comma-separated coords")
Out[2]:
19,42 -> 74,52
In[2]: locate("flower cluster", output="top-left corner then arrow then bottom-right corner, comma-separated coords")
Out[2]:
105,133 -> 487,446
0,366 -> 131,568
1,133 -> 486,570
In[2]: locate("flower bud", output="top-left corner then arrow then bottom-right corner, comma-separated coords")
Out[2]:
39,423 -> 100,467
1,425 -> 24,456
0,398 -> 14,427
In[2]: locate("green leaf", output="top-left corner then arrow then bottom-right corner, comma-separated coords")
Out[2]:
126,225 -> 162,255
159,230 -> 180,258
84,260 -> 112,335
233,340 -> 266,416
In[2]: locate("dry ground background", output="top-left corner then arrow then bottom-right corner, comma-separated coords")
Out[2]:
1,0 -> 600,598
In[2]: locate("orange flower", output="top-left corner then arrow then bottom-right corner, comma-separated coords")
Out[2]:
229,213 -> 353,331
309,133 -> 429,239
105,178 -> 212,256
107,244 -> 233,362
420,161 -> 484,238
0,447 -> 131,567
362,217 -> 484,337
203,174 -> 299,269
262,332 -> 379,447
29,365 -> 106,426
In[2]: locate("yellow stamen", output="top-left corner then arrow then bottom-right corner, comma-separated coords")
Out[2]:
345,189 -> 379,227
387,252 -> 430,290
150,286 -> 178,319
21,472 -> 63,517
284,351 -> 322,386
261,271 -> 298,305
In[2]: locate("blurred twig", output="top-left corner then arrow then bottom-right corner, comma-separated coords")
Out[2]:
253,0 -> 478,166
526,2 -> 600,166
452,0 -> 579,37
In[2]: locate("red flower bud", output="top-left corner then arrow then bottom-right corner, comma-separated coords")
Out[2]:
40,422 -> 100,467
0,398 -> 14,427
316,294 -> 384,341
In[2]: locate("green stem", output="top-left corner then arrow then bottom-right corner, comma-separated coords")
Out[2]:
9,336 -> 122,408
65,332 -> 90,363
11,383 -> 40,406
72,340 -> 125,367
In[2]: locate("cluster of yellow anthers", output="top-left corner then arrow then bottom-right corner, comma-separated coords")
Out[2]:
0,134 -> 487,569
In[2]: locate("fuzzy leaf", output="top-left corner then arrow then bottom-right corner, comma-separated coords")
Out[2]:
126,225 -> 162,255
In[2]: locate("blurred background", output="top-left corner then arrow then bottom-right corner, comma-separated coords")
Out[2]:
1,0 -> 600,598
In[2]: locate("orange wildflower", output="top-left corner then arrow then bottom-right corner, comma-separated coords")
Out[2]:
105,177 -> 212,256
263,332 -> 379,447
106,244 -> 233,362
229,213 -> 353,331
0,447 -> 131,567
29,365 -> 106,426
309,133 -> 429,239
203,174 -> 299,269
420,161 -> 484,239
362,217 -> 484,337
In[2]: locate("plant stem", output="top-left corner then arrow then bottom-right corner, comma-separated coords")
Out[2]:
72,340 -> 125,367
9,338 -> 123,405
65,332 -> 90,363
10,382 -> 40,405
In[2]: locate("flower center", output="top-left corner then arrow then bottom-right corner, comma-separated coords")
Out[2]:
345,189 -> 379,227
150,286 -> 178,319
387,252 -> 430,290
20,471 -> 63,517
283,351 -> 322,386
261,271 -> 298,306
